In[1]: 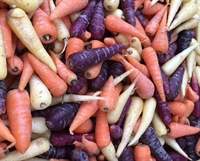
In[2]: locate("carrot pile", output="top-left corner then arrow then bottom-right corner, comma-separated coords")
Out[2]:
0,0 -> 200,160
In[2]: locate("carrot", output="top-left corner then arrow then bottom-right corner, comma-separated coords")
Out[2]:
104,15 -> 151,47
95,109 -> 111,148
98,76 -> 122,112
73,141 -> 85,150
40,0 -> 51,15
195,137 -> 200,156
125,54 -> 150,78
145,3 -> 168,37
142,47 -> 166,102
65,37 -> 84,60
32,7 -> 58,44
0,1 -> 8,8
82,134 -> 100,156
61,15 -> 72,30
186,84 -> 199,102
0,118 -> 16,150
110,54 -> 155,99
151,8 -> 169,54
69,92 -> 100,134
77,82 -> 88,95
0,9 -> 13,59
80,30 -> 92,42
167,101 -> 187,117
134,0 -> 145,10
18,52 -> 34,91
73,118 -> 94,134
103,37 -> 117,46
0,142 -> 8,159
26,52 -> 67,97
141,0 -> 165,15
7,54 -> 24,76
133,144 -> 151,161
5,89 -> 31,154
50,0 -> 88,20
166,122 -> 200,139
49,49 -> 77,86
7,8 -> 57,73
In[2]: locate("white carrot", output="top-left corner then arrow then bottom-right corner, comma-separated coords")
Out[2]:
190,38 -> 200,55
129,36 -> 142,54
128,97 -> 157,146
186,50 -> 196,81
161,43 -> 199,76
116,96 -> 144,158
31,129 -> 51,141
195,4 -> 200,44
168,1 -> 198,31
181,68 -> 189,97
104,8 -> 124,19
103,0 -> 120,12
6,8 -> 57,73
32,117 -> 48,134
125,47 -> 141,62
194,66 -> 200,87
100,141 -> 118,161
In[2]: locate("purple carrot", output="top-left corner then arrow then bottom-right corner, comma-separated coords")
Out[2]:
167,150 -> 187,161
135,9 -> 147,28
108,61 -> 125,78
45,102 -> 80,131
67,72 -> 87,94
175,137 -> 187,150
0,79 -> 6,114
115,96 -> 132,127
154,89 -> 172,126
88,0 -> 105,40
157,41 -> 177,65
109,124 -> 123,140
69,0 -> 96,37
160,67 -> 170,94
139,126 -> 173,161
67,43 -> 125,72
50,131 -> 94,146
165,61 -> 186,101
71,148 -> 89,161
31,105 -> 57,118
118,145 -> 135,161
190,72 -> 200,117
120,0 -> 136,26
88,61 -> 109,90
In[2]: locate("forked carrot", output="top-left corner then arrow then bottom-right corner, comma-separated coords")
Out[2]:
27,52 -> 67,97
195,137 -> 200,156
151,8 -> 169,54
167,101 -> 187,117
141,47 -> 166,101
95,109 -> 111,148
18,52 -> 34,91
73,118 -> 94,134
82,134 -> 100,156
166,122 -> 200,138
104,15 -> 151,47
49,49 -> 77,86
133,144 -> 151,161
5,89 -> 31,154
32,7 -> 58,44
50,0 -> 88,20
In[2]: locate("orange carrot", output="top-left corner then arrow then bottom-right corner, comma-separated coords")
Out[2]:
49,49 -> 77,86
134,0 -> 146,10
103,37 -> 117,46
0,142 -> 8,159
82,134 -> 100,156
65,37 -> 84,60
80,30 -> 92,42
61,15 -> 72,30
7,54 -> 24,76
27,52 -> 67,97
195,137 -> 200,156
95,109 -> 111,148
135,17 -> 147,36
110,54 -> 155,99
98,77 -> 122,112
186,84 -> 199,102
5,89 -> 31,154
145,4 -> 168,36
133,116 -> 142,134
141,47 -> 166,101
69,92 -> 99,134
125,54 -> 150,78
141,0 -> 165,15
151,8 -> 169,54
32,7 -> 58,44
174,91 -> 185,102
133,144 -> 151,161
18,52 -> 34,91
0,9 -> 13,59
97,154 -> 105,161
166,122 -> 200,138
50,0 -> 88,20
73,118 -> 94,134
171,115 -> 179,122
40,0 -> 51,15
104,15 -> 151,47
73,141 -> 86,150
167,101 -> 187,117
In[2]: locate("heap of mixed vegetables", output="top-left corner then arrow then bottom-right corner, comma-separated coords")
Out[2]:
0,0 -> 200,160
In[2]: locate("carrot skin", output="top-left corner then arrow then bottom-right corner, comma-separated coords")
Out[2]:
108,61 -> 125,78
0,80 -> 6,114
109,124 -> 123,140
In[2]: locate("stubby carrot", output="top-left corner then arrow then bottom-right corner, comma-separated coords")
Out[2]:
6,89 -> 32,154
27,53 -> 67,97
133,144 -> 152,161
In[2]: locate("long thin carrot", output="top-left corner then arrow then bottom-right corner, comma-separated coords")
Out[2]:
5,89 -> 31,154
49,49 -> 77,86
98,76 -> 122,112
50,0 -> 89,20
141,47 -> 166,101
166,122 -> 200,138
151,8 -> 169,54
26,52 -> 67,97
133,144 -> 152,161
32,7 -> 58,44
104,15 -> 151,47
18,52 -> 34,91
95,109 -> 111,148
